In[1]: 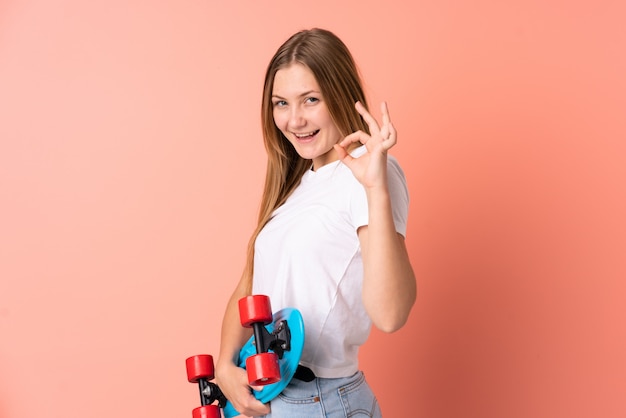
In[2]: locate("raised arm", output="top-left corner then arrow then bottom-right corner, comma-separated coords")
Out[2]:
334,101 -> 417,332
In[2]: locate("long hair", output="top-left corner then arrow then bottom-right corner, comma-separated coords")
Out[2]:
242,28 -> 370,291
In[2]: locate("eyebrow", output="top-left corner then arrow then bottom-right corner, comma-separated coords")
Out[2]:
272,90 -> 320,100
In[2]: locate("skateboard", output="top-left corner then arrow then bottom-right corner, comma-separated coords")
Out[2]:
186,295 -> 305,418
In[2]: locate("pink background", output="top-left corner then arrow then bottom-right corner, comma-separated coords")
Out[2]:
1,1 -> 625,417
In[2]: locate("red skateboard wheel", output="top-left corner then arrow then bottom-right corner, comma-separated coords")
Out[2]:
245,352 -> 280,386
192,405 -> 220,418
186,354 -> 215,383
239,295 -> 273,327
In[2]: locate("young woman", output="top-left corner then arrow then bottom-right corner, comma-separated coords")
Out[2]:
215,28 -> 416,417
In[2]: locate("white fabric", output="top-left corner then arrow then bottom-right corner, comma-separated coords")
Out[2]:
252,145 -> 409,378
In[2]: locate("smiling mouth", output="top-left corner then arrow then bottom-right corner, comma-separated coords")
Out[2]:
293,130 -> 320,140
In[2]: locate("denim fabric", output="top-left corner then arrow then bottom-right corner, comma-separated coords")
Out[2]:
259,371 -> 382,418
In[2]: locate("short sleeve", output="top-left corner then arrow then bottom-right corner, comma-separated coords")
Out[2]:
387,155 -> 409,237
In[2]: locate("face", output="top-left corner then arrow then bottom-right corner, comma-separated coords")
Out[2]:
272,63 -> 343,171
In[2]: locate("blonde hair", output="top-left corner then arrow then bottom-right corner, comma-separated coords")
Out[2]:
242,28 -> 370,290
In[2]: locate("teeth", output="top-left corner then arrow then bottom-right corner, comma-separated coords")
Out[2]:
295,131 -> 317,138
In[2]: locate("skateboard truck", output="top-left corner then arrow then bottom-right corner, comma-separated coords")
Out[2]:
197,375 -> 227,409
251,317 -> 291,359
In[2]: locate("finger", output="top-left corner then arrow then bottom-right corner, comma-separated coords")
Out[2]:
379,101 -> 395,139
334,144 -> 355,166
388,121 -> 397,141
334,144 -> 353,161
333,143 -> 348,161
237,392 -> 270,416
355,101 -> 381,136
383,122 -> 397,150
336,130 -> 370,148
381,101 -> 392,127
379,123 -> 390,142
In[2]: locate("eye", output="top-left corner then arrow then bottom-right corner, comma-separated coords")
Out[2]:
272,100 -> 287,108
305,97 -> 319,104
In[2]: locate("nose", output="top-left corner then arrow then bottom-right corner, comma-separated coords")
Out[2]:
288,105 -> 306,129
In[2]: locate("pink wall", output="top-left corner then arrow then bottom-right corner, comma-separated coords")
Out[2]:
1,1 -> 624,417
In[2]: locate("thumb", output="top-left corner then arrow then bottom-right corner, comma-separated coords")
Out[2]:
334,144 -> 354,165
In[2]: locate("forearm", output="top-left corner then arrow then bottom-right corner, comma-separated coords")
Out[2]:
361,187 -> 416,333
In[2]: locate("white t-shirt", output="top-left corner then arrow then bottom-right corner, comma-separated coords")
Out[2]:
252,145 -> 409,378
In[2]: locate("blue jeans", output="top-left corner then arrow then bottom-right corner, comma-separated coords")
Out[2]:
260,371 -> 382,418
